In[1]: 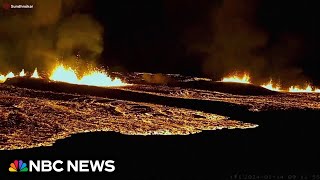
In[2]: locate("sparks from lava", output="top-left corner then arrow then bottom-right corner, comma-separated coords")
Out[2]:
221,73 -> 250,84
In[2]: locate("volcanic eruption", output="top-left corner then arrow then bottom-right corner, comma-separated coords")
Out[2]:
261,80 -> 281,92
0,0 -> 319,154
0,64 -> 129,88
221,73 -> 251,84
49,64 -> 127,87
220,72 -> 320,93
31,68 -> 40,78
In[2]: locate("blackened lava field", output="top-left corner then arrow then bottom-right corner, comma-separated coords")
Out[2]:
1,73 -> 319,150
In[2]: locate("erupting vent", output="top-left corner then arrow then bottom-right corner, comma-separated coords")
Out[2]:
261,80 -> 281,92
221,72 -> 320,93
221,73 -> 250,84
0,64 -> 129,87
49,65 -> 127,87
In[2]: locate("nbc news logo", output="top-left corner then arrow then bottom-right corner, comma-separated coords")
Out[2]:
9,160 -> 115,172
9,160 -> 28,172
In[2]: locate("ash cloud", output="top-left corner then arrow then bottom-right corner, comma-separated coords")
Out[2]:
0,0 -> 103,73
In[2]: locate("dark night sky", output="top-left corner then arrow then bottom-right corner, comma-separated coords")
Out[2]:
0,0 -> 319,85
93,0 -> 219,74
91,0 -> 319,85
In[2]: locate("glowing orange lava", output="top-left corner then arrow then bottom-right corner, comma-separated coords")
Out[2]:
49,64 -> 128,87
31,68 -> 40,78
261,80 -> 281,92
0,74 -> 6,82
221,73 -> 250,84
288,84 -> 320,93
79,71 -> 125,87
19,69 -> 25,77
6,72 -> 15,79
49,65 -> 78,84
1,68 -> 319,94
221,72 -> 320,93
288,85 -> 319,93
0,72 -> 15,82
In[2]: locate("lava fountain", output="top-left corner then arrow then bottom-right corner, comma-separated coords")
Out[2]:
19,69 -> 25,77
288,85 -> 315,93
261,80 -> 281,92
79,71 -> 124,87
6,72 -> 15,78
221,73 -> 250,84
31,68 -> 40,78
0,74 -> 5,82
49,64 -> 128,87
49,65 -> 78,84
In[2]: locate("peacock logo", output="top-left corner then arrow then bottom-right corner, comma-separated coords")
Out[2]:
9,160 -> 28,172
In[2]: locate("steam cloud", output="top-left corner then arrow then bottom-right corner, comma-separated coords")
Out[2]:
0,0 -> 103,73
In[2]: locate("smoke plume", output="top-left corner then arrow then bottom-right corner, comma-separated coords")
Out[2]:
0,0 -> 103,74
